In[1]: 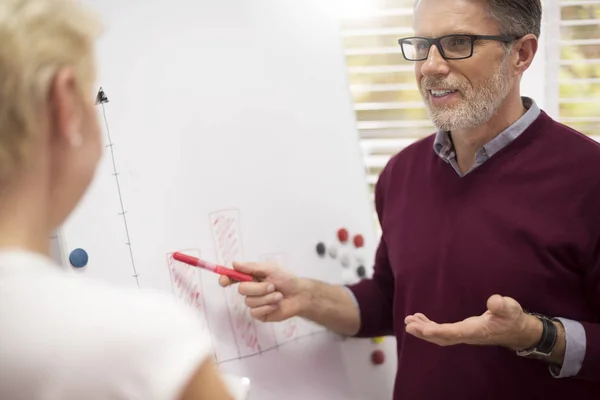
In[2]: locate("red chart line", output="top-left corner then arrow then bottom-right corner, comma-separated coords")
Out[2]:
210,211 -> 242,359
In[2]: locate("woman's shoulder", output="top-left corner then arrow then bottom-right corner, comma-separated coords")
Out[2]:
0,250 -> 213,400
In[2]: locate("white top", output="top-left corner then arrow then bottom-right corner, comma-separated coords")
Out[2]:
0,249 -> 213,400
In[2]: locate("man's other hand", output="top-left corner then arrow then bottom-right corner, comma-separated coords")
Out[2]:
404,294 -> 543,351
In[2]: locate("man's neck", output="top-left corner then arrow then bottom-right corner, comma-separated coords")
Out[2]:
450,96 -> 527,174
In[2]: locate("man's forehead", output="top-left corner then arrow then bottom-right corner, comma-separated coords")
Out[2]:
412,0 -> 498,36
414,0 -> 489,10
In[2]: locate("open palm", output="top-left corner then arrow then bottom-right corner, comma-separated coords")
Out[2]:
404,295 -> 539,350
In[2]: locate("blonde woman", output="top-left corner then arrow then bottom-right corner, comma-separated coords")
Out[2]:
0,0 -> 233,399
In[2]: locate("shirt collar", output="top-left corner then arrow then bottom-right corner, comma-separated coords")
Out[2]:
433,97 -> 540,162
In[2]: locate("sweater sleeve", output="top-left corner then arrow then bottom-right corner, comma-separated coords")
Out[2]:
346,237 -> 395,337
345,162 -> 396,338
572,234 -> 600,382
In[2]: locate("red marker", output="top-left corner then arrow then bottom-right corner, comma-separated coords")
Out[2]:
172,252 -> 254,282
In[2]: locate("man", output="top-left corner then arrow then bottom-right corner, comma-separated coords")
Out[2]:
221,0 -> 600,398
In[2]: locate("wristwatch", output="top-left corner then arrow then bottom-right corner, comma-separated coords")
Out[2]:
516,313 -> 558,358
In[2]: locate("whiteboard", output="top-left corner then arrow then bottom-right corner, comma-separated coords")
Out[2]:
55,0 -> 397,398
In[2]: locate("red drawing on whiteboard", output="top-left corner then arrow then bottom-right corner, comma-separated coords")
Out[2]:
166,250 -> 208,326
282,321 -> 298,339
210,209 -> 262,356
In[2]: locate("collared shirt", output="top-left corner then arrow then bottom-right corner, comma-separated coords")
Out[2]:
433,97 -> 540,176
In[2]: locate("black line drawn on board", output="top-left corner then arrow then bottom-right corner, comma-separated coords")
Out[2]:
96,87 -> 140,287
216,330 -> 329,365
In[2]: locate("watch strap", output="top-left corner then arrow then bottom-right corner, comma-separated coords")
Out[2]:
516,313 -> 558,357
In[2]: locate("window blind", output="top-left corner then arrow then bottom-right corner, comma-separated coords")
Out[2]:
341,0 -> 426,204
555,0 -> 600,140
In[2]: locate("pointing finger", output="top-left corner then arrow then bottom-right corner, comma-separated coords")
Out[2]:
238,281 -> 275,296
245,292 -> 283,308
250,304 -> 279,320
232,261 -> 274,279
219,275 -> 232,287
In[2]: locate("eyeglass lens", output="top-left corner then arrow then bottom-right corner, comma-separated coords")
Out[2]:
401,35 -> 473,60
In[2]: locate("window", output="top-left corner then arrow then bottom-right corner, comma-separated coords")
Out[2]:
340,0 -> 600,231
551,0 -> 600,137
341,1 -> 423,203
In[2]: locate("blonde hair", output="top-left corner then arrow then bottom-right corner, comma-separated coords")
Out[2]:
0,0 -> 101,181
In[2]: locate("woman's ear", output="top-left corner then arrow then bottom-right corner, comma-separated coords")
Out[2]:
48,67 -> 81,146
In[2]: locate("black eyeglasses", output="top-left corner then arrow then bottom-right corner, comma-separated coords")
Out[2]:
398,34 -> 519,61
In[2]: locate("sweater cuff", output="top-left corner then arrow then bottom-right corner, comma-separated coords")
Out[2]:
577,321 -> 600,380
345,280 -> 393,338
346,281 -> 371,337
342,286 -> 360,309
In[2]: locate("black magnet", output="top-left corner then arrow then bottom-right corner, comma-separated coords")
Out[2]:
316,242 -> 326,257
356,265 -> 366,278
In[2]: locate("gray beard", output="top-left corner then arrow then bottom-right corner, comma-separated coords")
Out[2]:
422,57 -> 512,132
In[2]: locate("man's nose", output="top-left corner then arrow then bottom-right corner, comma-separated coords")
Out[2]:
420,45 -> 450,77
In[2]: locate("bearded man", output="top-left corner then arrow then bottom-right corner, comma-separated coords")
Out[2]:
220,0 -> 600,398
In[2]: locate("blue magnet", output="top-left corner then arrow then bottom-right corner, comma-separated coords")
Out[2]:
69,248 -> 89,268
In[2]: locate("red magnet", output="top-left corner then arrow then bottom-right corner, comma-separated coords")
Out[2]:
353,234 -> 364,248
371,349 -> 385,365
337,228 -> 349,243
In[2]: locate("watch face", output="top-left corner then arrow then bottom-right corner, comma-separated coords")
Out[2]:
529,312 -> 550,321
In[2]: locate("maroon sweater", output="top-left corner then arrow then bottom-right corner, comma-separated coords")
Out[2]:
348,111 -> 600,399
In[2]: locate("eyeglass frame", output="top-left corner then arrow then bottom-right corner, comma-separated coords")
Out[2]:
397,34 -> 520,61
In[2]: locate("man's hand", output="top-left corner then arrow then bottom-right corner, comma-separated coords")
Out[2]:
404,294 -> 543,351
219,261 -> 306,322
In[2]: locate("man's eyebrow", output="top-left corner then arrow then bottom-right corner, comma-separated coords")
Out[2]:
451,31 -> 479,35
